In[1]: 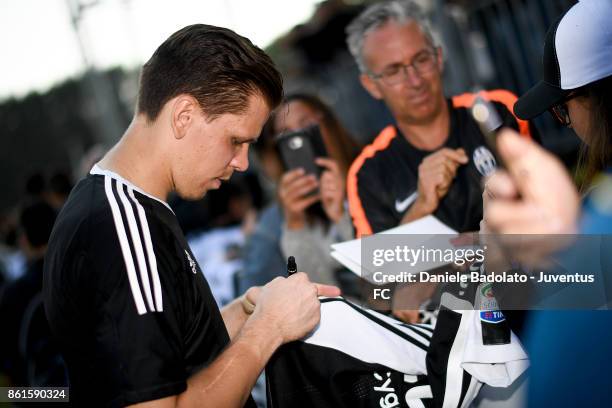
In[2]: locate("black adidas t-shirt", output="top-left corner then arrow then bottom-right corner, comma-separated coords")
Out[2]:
349,93 -> 536,236
44,166 -> 256,407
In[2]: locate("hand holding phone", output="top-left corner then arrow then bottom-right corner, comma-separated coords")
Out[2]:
278,168 -> 320,229
316,157 -> 346,223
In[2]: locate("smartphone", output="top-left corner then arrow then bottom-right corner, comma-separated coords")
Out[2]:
276,125 -> 328,177
471,94 -> 506,169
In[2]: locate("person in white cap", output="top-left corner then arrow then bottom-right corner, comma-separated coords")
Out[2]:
486,0 -> 612,233
483,0 -> 612,405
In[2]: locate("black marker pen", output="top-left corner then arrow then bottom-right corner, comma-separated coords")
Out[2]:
287,256 -> 297,276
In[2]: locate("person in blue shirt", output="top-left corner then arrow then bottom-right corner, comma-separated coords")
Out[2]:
484,1 -> 612,405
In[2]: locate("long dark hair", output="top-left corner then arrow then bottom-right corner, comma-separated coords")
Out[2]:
577,75 -> 612,192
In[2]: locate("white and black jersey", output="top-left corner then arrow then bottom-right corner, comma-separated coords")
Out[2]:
266,298 -> 438,407
266,295 -> 528,408
427,282 -> 529,408
44,166 -> 256,407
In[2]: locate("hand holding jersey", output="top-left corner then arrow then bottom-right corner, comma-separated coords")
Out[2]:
248,272 -> 342,344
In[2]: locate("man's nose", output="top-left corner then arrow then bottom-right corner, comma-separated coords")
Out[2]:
230,144 -> 249,172
403,65 -> 424,88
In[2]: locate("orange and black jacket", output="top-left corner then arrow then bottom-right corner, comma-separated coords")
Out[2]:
347,90 -> 536,237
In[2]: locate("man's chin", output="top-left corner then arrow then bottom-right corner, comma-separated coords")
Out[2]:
177,191 -> 207,201
404,103 -> 443,125
176,178 -> 225,201
176,187 -> 209,202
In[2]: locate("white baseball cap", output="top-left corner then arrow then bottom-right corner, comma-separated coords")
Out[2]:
514,0 -> 612,119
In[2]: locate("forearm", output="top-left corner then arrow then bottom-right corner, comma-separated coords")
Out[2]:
220,297 -> 250,340
178,316 -> 281,408
127,315 -> 280,408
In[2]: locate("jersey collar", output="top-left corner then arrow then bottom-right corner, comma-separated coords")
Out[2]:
90,164 -> 174,213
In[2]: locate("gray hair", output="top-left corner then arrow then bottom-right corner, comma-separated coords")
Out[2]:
346,0 -> 436,73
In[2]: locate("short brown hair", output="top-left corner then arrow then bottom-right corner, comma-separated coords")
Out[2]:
137,24 -> 283,121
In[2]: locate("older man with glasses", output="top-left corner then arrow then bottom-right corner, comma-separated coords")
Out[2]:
345,0 -> 536,241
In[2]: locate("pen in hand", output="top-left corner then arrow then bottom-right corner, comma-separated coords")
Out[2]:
287,256 -> 297,276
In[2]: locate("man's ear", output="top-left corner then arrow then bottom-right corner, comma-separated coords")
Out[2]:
360,73 -> 383,100
435,46 -> 444,73
171,95 -> 199,140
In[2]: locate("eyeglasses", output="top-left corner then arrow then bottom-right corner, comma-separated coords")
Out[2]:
550,90 -> 583,127
368,48 -> 438,86
550,104 -> 571,127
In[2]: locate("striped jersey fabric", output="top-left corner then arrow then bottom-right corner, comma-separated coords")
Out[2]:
266,294 -> 528,408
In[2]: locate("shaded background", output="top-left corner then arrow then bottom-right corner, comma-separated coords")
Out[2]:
1,0 -> 578,217
0,0 -> 580,402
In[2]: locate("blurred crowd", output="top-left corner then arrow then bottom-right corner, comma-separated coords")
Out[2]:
1,0 -> 610,406
0,171 -> 72,388
0,91 -> 365,390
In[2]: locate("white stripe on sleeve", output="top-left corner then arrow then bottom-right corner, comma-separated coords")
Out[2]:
128,187 -> 164,312
115,182 -> 155,312
104,176 -> 148,315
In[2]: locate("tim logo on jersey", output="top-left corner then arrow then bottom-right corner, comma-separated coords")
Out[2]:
472,146 -> 497,177
480,310 -> 505,323
477,283 -> 511,344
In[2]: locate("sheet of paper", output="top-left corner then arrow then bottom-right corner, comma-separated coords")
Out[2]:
330,215 -> 459,281
330,251 -> 362,276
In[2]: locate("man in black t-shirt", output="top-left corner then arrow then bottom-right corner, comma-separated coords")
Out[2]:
345,1 -> 536,237
44,24 -> 339,408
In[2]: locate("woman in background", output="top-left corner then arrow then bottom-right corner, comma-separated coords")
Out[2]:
274,94 -> 361,286
240,93 -> 361,291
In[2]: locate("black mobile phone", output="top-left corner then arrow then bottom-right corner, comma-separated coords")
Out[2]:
276,125 -> 328,177
471,94 -> 506,169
